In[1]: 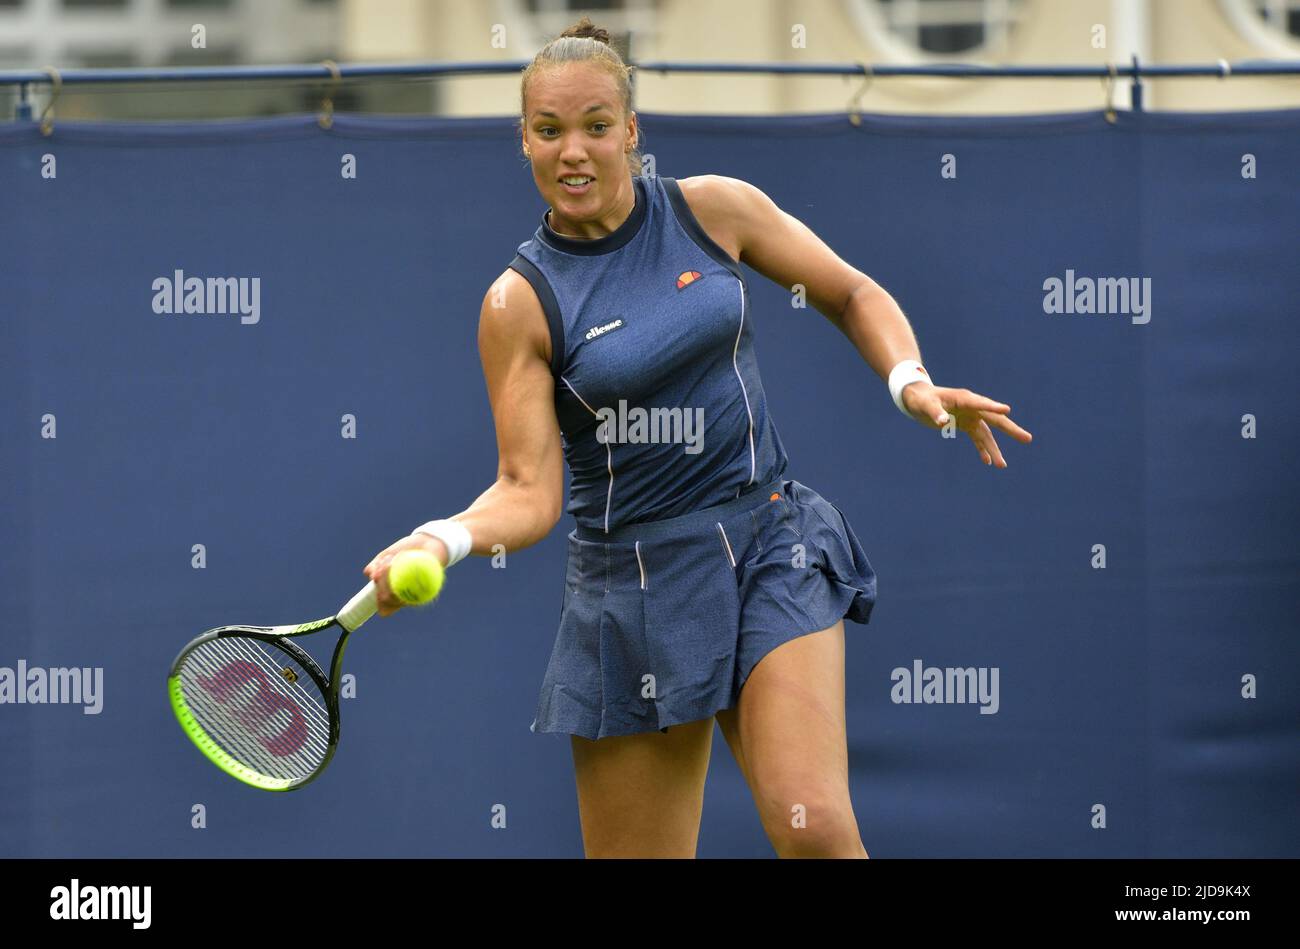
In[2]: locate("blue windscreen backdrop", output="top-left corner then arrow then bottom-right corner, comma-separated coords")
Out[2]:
1,108 -> 1297,858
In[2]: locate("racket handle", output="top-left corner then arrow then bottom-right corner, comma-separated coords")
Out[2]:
337,581 -> 378,631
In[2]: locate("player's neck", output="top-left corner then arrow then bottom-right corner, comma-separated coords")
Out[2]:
547,182 -> 636,241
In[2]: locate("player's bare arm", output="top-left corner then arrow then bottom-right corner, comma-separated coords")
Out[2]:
363,270 -> 564,616
683,174 -> 1032,468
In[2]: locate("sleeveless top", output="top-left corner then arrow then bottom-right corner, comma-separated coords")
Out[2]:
507,173 -> 788,535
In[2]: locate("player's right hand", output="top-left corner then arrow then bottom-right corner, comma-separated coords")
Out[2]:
363,535 -> 450,617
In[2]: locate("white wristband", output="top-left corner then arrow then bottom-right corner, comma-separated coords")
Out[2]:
887,359 -> 933,417
411,519 -> 473,568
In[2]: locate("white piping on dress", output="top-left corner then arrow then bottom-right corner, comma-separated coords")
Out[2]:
716,522 -> 736,568
730,280 -> 756,487
561,374 -> 613,534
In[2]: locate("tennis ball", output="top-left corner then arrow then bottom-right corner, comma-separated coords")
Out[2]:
387,549 -> 445,606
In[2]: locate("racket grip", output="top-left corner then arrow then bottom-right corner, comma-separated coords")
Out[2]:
337,581 -> 378,631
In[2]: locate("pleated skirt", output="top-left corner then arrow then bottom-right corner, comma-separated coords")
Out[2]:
530,477 -> 877,741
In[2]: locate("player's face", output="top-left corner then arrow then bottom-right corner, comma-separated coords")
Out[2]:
523,64 -> 638,237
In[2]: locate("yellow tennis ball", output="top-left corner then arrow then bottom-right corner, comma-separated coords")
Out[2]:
387,549 -> 445,606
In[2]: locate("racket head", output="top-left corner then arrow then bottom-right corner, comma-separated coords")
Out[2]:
168,625 -> 340,791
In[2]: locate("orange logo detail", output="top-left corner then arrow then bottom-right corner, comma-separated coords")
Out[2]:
770,493 -> 780,501
676,270 -> 702,290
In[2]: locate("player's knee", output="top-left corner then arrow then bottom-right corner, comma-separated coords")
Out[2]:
760,791 -> 862,857
769,821 -> 864,858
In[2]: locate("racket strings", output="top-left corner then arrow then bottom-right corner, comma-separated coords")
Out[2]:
181,658 -> 325,781
184,683 -> 318,782
208,637 -> 333,745
204,637 -> 335,754
179,636 -> 331,782
182,642 -> 327,780
205,636 -> 332,750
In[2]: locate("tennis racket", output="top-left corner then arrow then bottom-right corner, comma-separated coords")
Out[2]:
167,582 -> 378,791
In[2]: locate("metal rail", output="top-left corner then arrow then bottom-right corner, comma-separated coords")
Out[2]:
4,56 -> 1299,120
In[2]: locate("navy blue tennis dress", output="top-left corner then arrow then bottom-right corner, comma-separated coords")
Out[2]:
509,173 -> 876,741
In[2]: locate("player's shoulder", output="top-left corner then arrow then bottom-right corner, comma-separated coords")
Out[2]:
673,174 -> 764,216
669,175 -> 768,262
478,266 -> 549,352
485,265 -> 534,309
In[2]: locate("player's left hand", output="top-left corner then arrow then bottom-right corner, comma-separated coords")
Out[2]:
901,382 -> 1033,468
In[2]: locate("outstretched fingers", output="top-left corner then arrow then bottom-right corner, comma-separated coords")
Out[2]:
946,387 -> 1011,417
972,417 -> 1004,467
981,408 -> 1033,444
947,389 -> 1033,454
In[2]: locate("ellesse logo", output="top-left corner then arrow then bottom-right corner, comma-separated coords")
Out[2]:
584,318 -> 624,341
676,270 -> 703,290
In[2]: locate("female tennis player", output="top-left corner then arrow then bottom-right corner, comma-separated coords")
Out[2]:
363,17 -> 1031,858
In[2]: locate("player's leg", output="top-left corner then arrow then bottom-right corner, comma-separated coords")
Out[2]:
716,620 -> 868,858
569,716 -> 715,858
714,706 -> 753,799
